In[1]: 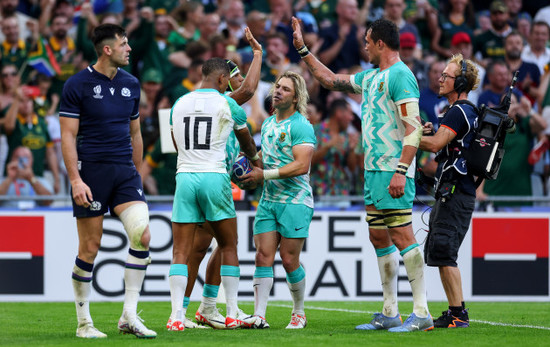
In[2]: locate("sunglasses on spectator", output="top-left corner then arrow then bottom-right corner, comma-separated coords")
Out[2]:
2,71 -> 17,77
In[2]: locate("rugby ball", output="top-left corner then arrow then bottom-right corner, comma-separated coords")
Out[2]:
232,156 -> 252,180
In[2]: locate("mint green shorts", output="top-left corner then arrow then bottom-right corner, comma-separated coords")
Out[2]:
363,171 -> 415,210
253,200 -> 313,238
172,172 -> 235,223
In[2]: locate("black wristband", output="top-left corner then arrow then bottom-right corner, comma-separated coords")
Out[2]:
396,169 -> 407,176
297,45 -> 310,58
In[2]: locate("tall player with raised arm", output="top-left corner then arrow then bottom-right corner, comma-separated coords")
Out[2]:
60,24 -> 157,339
167,57 -> 261,331
292,17 -> 433,332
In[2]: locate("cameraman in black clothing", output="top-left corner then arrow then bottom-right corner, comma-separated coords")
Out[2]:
419,54 -> 480,328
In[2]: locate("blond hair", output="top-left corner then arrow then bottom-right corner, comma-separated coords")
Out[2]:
269,71 -> 310,117
448,53 -> 480,93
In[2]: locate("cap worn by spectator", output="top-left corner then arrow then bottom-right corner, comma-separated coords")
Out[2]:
490,1 -> 508,14
517,12 -> 532,23
142,69 -> 163,84
400,32 -> 416,49
451,32 -> 472,46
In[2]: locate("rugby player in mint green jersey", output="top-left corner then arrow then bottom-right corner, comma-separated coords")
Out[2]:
241,71 -> 316,330
292,16 -> 433,332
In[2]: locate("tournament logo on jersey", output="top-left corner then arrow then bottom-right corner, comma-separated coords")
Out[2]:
279,133 -> 286,142
378,82 -> 384,92
472,217 -> 549,296
0,216 -> 44,294
93,85 -> 103,99
121,87 -> 131,97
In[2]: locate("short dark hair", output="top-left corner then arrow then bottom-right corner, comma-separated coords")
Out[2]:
328,98 -> 350,117
92,24 -> 126,57
185,40 -> 210,60
202,57 -> 230,78
486,60 -> 508,76
532,20 -> 550,35
504,29 -> 523,43
368,18 -> 400,51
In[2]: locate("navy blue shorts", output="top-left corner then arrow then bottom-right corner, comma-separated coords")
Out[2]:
72,161 -> 146,218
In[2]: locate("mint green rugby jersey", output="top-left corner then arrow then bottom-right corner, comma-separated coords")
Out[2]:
260,112 -> 316,208
350,61 -> 419,177
224,91 -> 240,174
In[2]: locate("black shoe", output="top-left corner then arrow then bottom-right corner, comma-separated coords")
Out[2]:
434,309 -> 469,328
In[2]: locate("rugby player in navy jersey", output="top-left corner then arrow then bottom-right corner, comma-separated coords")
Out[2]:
59,24 -> 156,339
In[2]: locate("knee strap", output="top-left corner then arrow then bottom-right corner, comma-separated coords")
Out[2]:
383,209 -> 412,229
119,203 -> 149,251
366,210 -> 386,229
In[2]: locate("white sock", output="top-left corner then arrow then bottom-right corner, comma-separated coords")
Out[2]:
253,277 -> 273,318
72,265 -> 93,325
169,275 -> 187,321
402,246 -> 429,318
123,254 -> 149,320
200,296 -> 217,310
221,276 -> 239,318
287,278 -> 306,316
377,251 -> 399,317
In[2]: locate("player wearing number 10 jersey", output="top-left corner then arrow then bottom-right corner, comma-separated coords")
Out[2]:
167,57 -> 261,331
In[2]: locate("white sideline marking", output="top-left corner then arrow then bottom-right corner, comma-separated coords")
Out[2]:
0,252 -> 32,260
484,253 -> 537,261
269,303 -> 550,331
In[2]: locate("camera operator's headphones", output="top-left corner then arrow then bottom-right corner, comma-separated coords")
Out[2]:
454,59 -> 468,94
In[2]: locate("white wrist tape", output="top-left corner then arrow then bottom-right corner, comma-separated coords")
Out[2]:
263,169 -> 280,180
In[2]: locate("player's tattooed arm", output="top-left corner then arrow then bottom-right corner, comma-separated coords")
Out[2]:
299,54 -> 355,93
331,76 -> 355,93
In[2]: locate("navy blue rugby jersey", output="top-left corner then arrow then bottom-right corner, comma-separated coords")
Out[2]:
59,66 -> 140,163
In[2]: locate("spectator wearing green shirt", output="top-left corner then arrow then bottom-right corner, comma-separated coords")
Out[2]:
167,58 -> 203,104
0,15 -> 37,83
140,138 -> 177,196
473,1 -> 512,67
3,86 -> 60,193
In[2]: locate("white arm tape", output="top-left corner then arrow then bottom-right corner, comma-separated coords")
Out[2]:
399,102 -> 422,148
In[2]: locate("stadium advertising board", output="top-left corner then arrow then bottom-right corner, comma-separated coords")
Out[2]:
0,211 -> 548,302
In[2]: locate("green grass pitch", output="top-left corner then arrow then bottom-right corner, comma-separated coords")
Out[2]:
1,301 -> 549,346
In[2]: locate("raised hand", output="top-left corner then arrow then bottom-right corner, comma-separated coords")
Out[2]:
291,16 -> 305,50
245,27 -> 262,54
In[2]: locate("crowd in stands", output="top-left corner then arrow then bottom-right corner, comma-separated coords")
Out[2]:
0,0 -> 549,210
